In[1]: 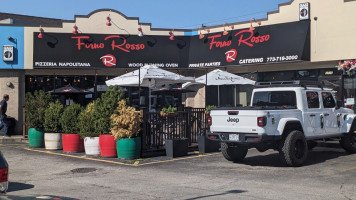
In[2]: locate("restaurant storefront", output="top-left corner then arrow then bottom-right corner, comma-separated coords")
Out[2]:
1,0 -> 356,135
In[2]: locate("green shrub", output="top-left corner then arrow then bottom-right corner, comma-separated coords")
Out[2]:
110,100 -> 142,140
161,105 -> 177,113
78,102 -> 96,138
25,90 -> 53,129
60,103 -> 82,134
205,105 -> 216,112
44,100 -> 64,132
93,86 -> 125,135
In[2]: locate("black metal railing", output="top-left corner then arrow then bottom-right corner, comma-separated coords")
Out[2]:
141,108 -> 208,151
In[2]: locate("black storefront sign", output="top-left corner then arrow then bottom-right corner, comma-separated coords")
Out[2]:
33,20 -> 310,69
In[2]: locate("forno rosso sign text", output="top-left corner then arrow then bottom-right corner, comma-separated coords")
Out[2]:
72,35 -> 145,52
208,29 -> 270,50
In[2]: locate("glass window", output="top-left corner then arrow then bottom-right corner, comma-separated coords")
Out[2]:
306,92 -> 320,108
322,92 -> 336,108
252,91 -> 296,107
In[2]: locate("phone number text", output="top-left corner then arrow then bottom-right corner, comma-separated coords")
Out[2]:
266,55 -> 299,62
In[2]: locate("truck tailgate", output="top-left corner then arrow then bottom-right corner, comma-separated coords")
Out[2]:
210,109 -> 259,133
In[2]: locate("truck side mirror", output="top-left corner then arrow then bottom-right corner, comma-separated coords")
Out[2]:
336,100 -> 343,109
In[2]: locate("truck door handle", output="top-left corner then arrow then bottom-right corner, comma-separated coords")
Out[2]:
309,114 -> 315,117
324,113 -> 330,116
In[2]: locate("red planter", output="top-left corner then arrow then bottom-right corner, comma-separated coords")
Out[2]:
62,134 -> 84,153
99,135 -> 117,157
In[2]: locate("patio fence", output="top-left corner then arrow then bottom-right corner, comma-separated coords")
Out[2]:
141,108 -> 209,152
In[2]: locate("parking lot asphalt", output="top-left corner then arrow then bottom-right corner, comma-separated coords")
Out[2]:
0,142 -> 356,200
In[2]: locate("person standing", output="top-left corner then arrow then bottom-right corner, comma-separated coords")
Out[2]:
0,94 -> 9,137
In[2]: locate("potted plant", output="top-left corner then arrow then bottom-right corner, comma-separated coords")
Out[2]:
93,86 -> 125,157
111,100 -> 142,159
43,100 -> 64,150
78,102 -> 99,156
205,105 -> 216,116
25,90 -> 52,147
60,103 -> 84,153
160,105 -> 178,117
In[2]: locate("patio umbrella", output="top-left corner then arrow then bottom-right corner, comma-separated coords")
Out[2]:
106,65 -> 195,110
151,84 -> 195,94
48,85 -> 92,94
182,69 -> 255,106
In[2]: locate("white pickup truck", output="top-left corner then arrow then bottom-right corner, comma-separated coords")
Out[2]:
207,81 -> 356,167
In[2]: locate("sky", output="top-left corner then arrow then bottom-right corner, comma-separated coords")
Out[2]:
0,0 -> 290,29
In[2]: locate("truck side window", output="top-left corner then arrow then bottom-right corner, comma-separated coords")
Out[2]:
322,92 -> 336,108
306,92 -> 319,108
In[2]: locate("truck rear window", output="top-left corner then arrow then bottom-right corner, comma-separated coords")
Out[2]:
252,91 -> 297,107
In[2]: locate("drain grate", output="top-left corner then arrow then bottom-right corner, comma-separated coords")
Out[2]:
71,168 -> 97,174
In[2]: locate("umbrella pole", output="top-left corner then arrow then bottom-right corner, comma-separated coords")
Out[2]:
149,87 -> 152,111
148,78 -> 152,111
218,85 -> 220,107
205,68 -> 208,107
139,67 -> 141,108
53,73 -> 56,95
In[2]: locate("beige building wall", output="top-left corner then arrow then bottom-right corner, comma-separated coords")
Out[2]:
0,70 -> 24,135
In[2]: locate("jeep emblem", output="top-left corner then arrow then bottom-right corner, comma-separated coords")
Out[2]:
227,117 -> 239,123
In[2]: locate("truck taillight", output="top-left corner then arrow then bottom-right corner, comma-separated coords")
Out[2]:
257,116 -> 267,127
0,168 -> 8,182
207,116 -> 212,126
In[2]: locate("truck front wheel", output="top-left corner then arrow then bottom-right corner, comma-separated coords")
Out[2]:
221,142 -> 248,162
279,130 -> 308,167
340,132 -> 356,153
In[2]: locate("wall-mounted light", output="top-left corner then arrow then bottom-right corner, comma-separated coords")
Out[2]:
6,82 -> 12,87
249,18 -> 261,32
223,23 -> 234,36
223,23 -> 229,36
72,24 -> 78,35
138,25 -> 144,37
106,14 -> 112,26
8,36 -> 14,41
169,30 -> 175,41
38,26 -> 44,39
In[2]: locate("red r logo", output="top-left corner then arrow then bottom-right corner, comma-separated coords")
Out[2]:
225,49 -> 237,63
100,54 -> 117,67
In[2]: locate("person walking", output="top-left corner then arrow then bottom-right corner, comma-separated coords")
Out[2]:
0,94 -> 10,137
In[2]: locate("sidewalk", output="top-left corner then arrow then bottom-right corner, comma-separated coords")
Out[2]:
0,135 -> 28,144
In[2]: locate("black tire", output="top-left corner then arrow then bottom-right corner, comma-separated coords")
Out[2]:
221,142 -> 248,162
340,132 -> 356,153
279,130 -> 308,167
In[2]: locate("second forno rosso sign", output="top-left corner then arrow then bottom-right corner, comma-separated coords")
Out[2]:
33,20 -> 310,69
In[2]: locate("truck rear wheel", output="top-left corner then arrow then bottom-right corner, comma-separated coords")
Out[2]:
279,130 -> 308,167
340,132 -> 356,153
221,142 -> 248,162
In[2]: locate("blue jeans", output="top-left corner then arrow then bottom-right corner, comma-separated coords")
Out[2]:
0,115 -> 8,136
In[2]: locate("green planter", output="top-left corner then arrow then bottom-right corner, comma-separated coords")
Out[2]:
28,128 -> 45,147
116,137 -> 141,159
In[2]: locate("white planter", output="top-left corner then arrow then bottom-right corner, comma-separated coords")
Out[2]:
44,132 -> 62,150
84,137 -> 100,155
